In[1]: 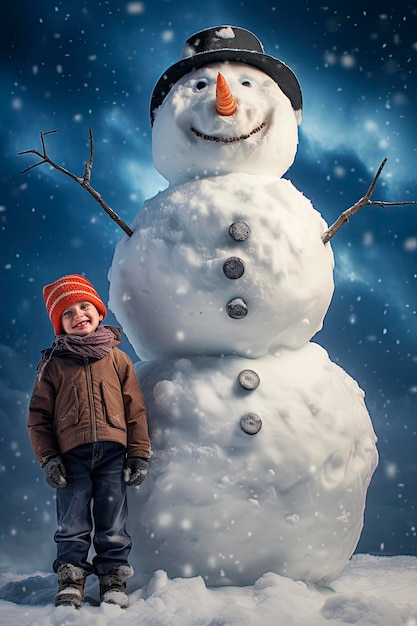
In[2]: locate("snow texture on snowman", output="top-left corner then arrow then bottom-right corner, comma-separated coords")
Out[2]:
108,25 -> 378,587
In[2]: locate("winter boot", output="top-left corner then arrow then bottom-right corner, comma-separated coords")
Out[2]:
55,563 -> 86,608
99,565 -> 133,608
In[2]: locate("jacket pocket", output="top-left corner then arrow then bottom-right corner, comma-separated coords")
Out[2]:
100,382 -> 127,431
56,382 -> 80,431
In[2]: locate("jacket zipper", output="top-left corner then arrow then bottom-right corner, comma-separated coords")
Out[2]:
84,357 -> 97,442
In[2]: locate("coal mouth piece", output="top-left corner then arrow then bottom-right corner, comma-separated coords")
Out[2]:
190,120 -> 267,143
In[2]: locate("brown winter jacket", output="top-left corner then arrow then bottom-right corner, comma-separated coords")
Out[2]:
28,326 -> 150,465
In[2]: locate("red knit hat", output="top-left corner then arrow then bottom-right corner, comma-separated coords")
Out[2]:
43,274 -> 107,335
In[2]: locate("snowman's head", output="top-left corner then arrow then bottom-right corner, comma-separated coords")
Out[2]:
152,62 -> 300,185
150,25 -> 303,186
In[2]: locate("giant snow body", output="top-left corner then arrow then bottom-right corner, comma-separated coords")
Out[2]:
108,27 -> 378,586
109,173 -> 335,360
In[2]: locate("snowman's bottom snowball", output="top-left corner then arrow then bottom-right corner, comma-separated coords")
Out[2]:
129,343 -> 378,587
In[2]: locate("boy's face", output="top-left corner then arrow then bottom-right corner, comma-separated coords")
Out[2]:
61,301 -> 104,336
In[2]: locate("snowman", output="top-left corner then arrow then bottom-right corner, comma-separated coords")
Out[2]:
108,26 -> 378,587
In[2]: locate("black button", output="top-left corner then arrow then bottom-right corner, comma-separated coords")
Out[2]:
226,298 -> 248,319
240,413 -> 262,435
238,369 -> 260,390
223,257 -> 245,279
229,221 -> 250,241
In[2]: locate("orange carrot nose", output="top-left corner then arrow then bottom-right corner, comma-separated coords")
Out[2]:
216,73 -> 237,116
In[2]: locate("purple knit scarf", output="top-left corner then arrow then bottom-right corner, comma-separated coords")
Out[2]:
55,325 -> 115,359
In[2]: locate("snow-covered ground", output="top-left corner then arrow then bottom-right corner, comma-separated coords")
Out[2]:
1,554 -> 416,625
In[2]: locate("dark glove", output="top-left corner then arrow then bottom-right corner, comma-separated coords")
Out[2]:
123,457 -> 148,487
42,455 -> 67,488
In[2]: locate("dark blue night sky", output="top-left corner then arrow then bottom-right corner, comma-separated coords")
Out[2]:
1,0 -> 417,573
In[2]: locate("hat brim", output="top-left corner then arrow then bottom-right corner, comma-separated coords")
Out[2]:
150,49 -> 302,124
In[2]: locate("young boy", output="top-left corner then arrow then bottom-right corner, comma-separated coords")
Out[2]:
28,274 -> 151,609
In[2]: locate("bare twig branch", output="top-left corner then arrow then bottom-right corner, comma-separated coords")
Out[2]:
83,127 -> 94,184
19,129 -> 133,237
321,158 -> 417,244
365,157 -> 387,197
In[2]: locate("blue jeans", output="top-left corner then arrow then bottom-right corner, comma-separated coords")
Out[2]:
53,442 -> 132,577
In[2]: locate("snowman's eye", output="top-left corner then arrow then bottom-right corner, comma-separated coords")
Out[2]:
240,79 -> 253,88
195,79 -> 209,90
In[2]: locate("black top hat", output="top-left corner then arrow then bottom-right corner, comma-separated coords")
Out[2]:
150,25 -> 303,124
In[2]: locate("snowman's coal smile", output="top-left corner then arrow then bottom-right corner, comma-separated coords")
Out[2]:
190,120 -> 267,143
